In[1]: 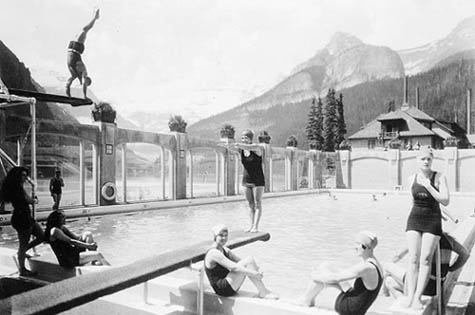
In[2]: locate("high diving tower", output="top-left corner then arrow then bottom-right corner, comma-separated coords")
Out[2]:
0,77 -> 92,215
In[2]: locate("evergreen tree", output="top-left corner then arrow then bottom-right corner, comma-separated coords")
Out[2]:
315,97 -> 324,150
334,93 -> 347,149
305,97 -> 318,148
323,89 -> 337,152
387,99 -> 395,113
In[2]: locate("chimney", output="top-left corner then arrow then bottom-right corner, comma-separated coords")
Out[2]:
415,87 -> 420,110
402,76 -> 409,111
467,89 -> 472,134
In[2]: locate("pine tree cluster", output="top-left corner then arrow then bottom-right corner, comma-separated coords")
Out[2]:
306,89 -> 346,152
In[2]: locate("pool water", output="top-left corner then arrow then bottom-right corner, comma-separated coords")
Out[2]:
0,192 -> 473,299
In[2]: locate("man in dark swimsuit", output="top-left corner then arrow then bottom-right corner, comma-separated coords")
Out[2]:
66,8 -> 100,99
49,169 -> 64,210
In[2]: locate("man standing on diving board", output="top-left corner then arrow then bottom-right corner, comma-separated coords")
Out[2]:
66,8 -> 100,100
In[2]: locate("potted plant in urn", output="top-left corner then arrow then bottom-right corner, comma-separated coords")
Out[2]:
168,115 -> 187,133
92,101 -> 117,123
258,130 -> 271,144
286,135 -> 298,149
220,124 -> 235,142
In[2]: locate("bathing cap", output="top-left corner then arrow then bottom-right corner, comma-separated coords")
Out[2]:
357,230 -> 378,250
241,129 -> 254,141
212,224 -> 228,237
417,146 -> 433,158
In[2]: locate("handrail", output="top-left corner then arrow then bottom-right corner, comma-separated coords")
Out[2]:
0,230 -> 270,315
435,243 -> 442,315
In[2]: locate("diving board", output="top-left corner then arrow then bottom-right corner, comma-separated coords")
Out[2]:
0,230 -> 270,315
6,88 -> 92,107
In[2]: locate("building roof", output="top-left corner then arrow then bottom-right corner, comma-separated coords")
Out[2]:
404,106 -> 436,121
349,119 -> 381,139
377,107 -> 436,122
467,134 -> 475,145
350,109 -> 437,140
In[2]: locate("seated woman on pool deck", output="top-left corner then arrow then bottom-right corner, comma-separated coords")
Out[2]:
297,231 -> 383,315
45,210 -> 110,268
204,224 -> 278,299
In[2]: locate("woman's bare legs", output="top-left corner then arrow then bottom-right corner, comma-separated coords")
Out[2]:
297,262 -> 344,307
79,231 -> 110,265
403,230 -> 422,307
80,231 -> 94,244
245,187 -> 256,232
412,233 -> 440,309
250,187 -> 264,233
226,256 -> 276,298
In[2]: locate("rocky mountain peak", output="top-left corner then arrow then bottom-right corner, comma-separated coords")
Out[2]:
450,15 -> 475,38
325,32 -> 363,55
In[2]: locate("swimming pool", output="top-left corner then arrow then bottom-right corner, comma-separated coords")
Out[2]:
0,192 -> 473,299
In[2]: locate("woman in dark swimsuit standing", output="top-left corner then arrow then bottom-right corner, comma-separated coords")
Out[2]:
403,147 -> 450,310
297,230 -> 383,315
227,130 -> 265,232
0,167 -> 44,276
204,224 -> 277,299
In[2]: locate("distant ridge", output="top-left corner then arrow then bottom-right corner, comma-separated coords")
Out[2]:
189,58 -> 475,148
189,17 -> 475,147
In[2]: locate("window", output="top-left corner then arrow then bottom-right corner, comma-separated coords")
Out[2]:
368,139 -> 376,149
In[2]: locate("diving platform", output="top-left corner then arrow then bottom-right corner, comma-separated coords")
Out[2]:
2,88 -> 92,107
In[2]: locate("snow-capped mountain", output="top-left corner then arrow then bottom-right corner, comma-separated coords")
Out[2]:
399,16 -> 475,74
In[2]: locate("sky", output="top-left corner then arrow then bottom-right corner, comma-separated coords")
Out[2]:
2,0 -> 475,123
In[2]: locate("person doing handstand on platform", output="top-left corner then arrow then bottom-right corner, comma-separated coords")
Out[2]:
45,210 -> 109,268
66,8 -> 100,99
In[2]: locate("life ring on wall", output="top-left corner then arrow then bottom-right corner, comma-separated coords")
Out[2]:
101,182 -> 117,201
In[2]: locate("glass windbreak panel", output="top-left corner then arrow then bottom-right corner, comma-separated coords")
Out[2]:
236,157 -> 243,195
23,134 -> 82,209
84,142 -> 96,205
271,158 -> 286,192
118,143 -> 164,202
297,155 -> 309,190
188,149 -> 218,198
321,152 -> 337,188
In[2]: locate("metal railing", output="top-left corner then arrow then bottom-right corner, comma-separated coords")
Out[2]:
379,131 -> 399,139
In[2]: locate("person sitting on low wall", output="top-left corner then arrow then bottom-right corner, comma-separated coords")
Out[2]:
296,231 -> 383,315
204,224 -> 278,299
45,210 -> 109,267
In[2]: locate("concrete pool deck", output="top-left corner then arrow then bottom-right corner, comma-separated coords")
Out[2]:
1,187 -> 474,226
1,189 -> 475,314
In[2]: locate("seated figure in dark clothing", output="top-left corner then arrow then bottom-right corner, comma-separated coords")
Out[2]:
297,231 -> 383,315
204,224 -> 278,299
45,210 -> 109,268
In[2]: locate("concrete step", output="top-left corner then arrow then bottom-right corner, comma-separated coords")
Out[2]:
143,275 -> 338,315
60,289 -> 193,315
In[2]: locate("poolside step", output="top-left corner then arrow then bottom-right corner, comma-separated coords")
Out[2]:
60,289 -> 192,315
0,247 -> 18,275
145,275 -> 338,315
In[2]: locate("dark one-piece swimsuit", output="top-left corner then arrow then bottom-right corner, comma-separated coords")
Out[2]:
335,261 -> 383,315
67,41 -> 85,79
205,248 -> 237,297
406,172 -> 442,236
240,150 -> 265,187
